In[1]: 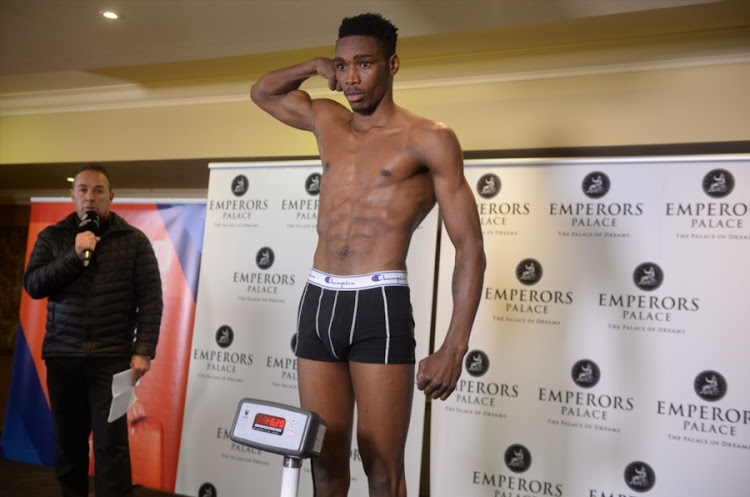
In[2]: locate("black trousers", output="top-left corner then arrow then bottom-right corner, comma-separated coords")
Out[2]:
46,357 -> 133,497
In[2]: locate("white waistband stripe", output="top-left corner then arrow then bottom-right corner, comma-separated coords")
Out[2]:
308,269 -> 408,289
382,286 -> 390,364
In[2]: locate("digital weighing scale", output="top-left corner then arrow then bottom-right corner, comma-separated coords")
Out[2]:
230,398 -> 327,497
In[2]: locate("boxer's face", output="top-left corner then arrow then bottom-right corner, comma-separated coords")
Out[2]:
334,35 -> 398,115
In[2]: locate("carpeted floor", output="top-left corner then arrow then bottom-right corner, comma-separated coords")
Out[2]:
0,457 -> 187,497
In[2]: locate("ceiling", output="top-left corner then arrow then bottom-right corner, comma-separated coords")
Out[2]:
0,0 -> 719,78
0,0 -> 738,204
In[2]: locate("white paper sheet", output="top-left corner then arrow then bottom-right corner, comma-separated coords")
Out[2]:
107,368 -> 137,422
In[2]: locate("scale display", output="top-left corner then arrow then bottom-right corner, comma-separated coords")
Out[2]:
231,398 -> 326,458
254,413 -> 286,435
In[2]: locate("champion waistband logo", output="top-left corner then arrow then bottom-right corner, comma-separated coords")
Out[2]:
372,273 -> 407,283
324,276 -> 354,287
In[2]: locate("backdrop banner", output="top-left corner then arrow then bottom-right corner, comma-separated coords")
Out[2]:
1,199 -> 206,492
175,161 -> 436,497
430,157 -> 750,497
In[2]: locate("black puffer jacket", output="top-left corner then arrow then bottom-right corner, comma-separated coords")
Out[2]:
23,211 -> 163,359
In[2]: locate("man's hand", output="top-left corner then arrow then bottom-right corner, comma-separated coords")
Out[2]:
130,354 -> 151,385
74,231 -> 99,260
416,344 -> 467,401
314,57 -> 339,91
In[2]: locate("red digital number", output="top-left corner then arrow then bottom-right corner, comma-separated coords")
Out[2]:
254,413 -> 286,432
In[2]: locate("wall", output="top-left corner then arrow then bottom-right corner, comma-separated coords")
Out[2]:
2,61 -> 749,165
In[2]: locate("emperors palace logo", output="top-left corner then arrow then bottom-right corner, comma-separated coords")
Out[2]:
281,172 -> 321,228
549,170 -> 643,234
666,167 -> 749,237
216,324 -> 234,348
504,444 -> 532,473
256,246 -> 274,270
485,258 -> 573,325
472,444 -> 564,497
582,171 -> 610,199
475,172 -> 530,235
590,461 -> 656,496
207,174 -> 269,221
539,359 -> 633,431
232,246 -> 296,303
305,172 -> 322,195
657,370 -> 750,445
598,262 -> 699,330
232,175 -> 249,196
631,262 -> 663,292
571,359 -> 600,388
694,370 -> 727,402
198,483 -> 218,497
451,349 -> 518,415
465,349 -> 490,378
624,461 -> 656,493
516,258 -> 542,286
192,325 -> 254,380
477,173 -> 501,199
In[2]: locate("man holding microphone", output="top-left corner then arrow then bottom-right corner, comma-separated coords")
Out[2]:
23,163 -> 163,497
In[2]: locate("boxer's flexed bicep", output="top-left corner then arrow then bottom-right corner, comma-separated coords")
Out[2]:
251,57 -> 339,131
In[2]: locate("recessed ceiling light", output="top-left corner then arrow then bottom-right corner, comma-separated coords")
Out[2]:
101,11 -> 121,20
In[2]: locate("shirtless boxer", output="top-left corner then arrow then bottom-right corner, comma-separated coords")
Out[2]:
250,13 -> 485,497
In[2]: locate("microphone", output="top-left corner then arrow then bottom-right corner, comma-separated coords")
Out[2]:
78,211 -> 100,267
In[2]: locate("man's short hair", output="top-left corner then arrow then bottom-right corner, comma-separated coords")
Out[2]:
75,163 -> 113,191
338,13 -> 398,57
